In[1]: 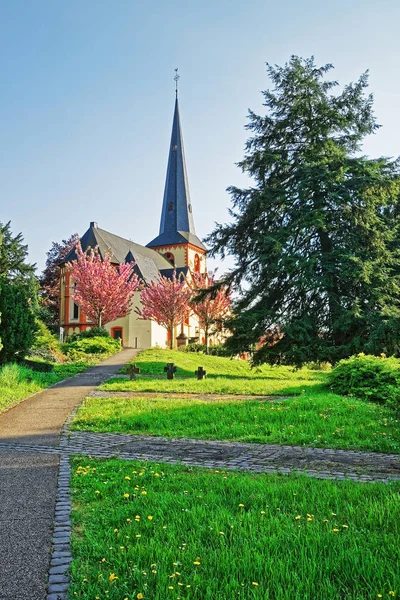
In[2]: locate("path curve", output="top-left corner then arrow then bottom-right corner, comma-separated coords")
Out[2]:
0,348 -> 139,600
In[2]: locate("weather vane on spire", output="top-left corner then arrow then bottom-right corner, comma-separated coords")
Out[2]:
174,68 -> 180,95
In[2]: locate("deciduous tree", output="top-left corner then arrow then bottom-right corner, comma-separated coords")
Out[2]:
67,243 -> 141,328
137,271 -> 192,349
206,56 -> 400,365
39,233 -> 79,331
190,272 -> 230,351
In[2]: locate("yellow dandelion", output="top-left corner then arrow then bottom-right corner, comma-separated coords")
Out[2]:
152,570 -> 157,574
137,594 -> 143,600
389,592 -> 395,597
378,595 -> 383,599
342,524 -> 349,529
168,586 -> 174,590
135,534 -> 141,538
252,582 -> 259,586
219,531 -> 224,535
114,528 -> 118,533
95,490 -> 100,494
295,515 -> 301,520
260,511 -> 265,515
332,528 -> 339,532
123,493 -> 130,498
147,515 -> 153,520
109,573 -> 118,581
141,491 -> 147,495
125,476 -> 131,480
193,561 -> 201,566
126,518 -> 132,523
238,503 -> 244,507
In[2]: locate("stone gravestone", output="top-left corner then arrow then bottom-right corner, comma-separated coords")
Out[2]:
164,363 -> 177,380
127,363 -> 140,380
195,366 -> 207,380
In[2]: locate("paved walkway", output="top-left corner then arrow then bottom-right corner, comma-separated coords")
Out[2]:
0,348 -> 139,600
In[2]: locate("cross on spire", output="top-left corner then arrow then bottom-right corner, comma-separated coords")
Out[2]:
174,68 -> 180,95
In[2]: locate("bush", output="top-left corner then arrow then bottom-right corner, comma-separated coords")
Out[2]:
79,327 -> 110,339
328,354 -> 400,408
62,336 -> 120,359
180,343 -> 232,357
22,358 -> 54,373
29,319 -> 66,363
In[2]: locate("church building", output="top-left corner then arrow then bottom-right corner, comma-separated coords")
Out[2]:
59,90 -> 210,349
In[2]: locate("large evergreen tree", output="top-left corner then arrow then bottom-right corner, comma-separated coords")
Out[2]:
206,57 -> 400,365
0,282 -> 37,364
0,221 -> 36,285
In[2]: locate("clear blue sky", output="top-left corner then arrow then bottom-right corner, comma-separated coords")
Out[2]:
1,0 -> 400,273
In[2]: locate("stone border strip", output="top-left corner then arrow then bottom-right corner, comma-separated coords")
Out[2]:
46,454 -> 72,600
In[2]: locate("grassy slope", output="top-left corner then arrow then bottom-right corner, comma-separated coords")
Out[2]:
70,457 -> 400,600
0,348 -> 119,413
73,348 -> 400,454
101,348 -> 324,396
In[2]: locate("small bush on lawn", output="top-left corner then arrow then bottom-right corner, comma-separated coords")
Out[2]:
63,336 -> 120,359
329,354 -> 400,408
28,319 -> 66,363
77,327 -> 110,339
181,342 -> 232,357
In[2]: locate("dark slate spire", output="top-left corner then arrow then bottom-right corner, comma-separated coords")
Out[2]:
147,94 -> 206,250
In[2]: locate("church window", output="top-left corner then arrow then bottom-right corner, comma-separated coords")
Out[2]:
194,254 -> 200,272
164,252 -> 175,266
73,303 -> 79,320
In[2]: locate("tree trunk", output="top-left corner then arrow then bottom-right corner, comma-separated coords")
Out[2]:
169,325 -> 174,350
205,326 -> 209,354
98,312 -> 102,328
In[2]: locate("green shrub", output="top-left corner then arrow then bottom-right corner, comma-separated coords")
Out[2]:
78,327 -> 110,339
181,342 -> 232,357
29,319 -> 66,363
63,336 -> 120,359
328,354 -> 400,408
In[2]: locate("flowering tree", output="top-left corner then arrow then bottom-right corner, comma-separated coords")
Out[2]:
67,243 -> 141,327
136,271 -> 191,349
191,272 -> 230,351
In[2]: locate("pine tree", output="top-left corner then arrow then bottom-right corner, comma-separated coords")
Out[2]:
0,283 -> 37,364
0,221 -> 36,285
206,57 -> 400,365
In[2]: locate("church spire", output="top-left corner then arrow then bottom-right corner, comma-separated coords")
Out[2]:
147,78 -> 206,251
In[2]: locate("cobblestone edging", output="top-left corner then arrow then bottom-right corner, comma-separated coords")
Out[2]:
45,408 -> 80,600
46,454 -> 72,600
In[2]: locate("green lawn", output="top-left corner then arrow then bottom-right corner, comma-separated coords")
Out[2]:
0,361 -> 96,413
101,348 -> 324,396
72,389 -> 400,454
70,457 -> 400,600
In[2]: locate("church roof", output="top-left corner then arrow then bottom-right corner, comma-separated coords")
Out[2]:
61,222 -> 172,284
147,96 -> 206,252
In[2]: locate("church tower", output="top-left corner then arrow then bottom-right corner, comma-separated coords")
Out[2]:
147,82 -> 206,274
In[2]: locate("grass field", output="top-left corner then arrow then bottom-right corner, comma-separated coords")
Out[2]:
0,361 -> 96,413
70,457 -> 400,600
101,349 -> 324,396
72,389 -> 400,454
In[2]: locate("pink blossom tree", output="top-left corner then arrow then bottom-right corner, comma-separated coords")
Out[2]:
67,243 -> 141,328
136,271 -> 192,349
190,272 -> 231,351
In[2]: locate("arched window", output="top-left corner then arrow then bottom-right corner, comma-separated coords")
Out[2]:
164,252 -> 175,266
194,254 -> 200,272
